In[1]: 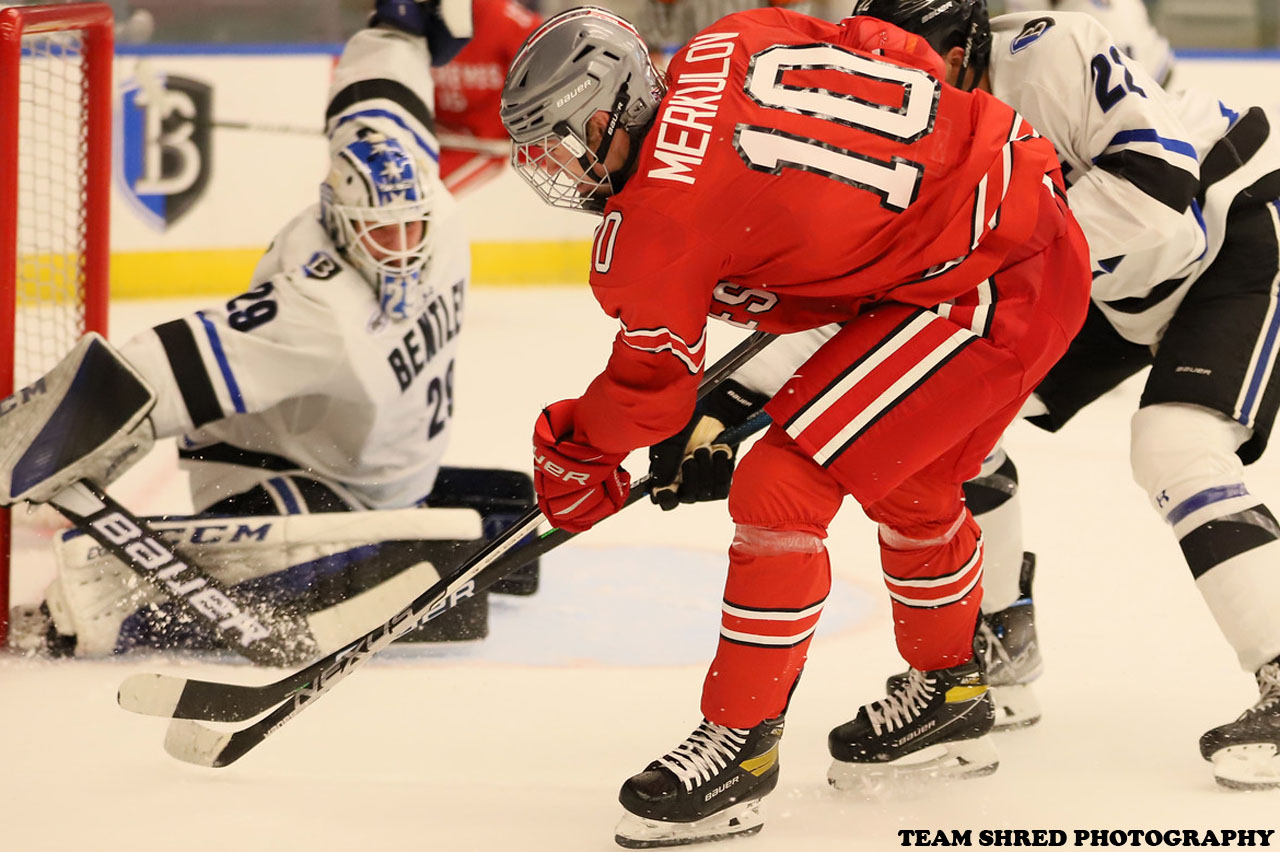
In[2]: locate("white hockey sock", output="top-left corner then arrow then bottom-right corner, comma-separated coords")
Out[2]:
1132,404 -> 1280,672
963,446 -> 1025,612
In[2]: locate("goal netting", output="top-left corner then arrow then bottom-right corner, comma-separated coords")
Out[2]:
1,3 -> 113,643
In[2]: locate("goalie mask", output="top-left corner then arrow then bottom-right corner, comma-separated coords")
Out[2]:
321,126 -> 434,321
500,6 -> 666,214
854,0 -> 992,92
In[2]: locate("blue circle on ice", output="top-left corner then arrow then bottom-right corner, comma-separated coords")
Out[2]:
407,544 -> 875,667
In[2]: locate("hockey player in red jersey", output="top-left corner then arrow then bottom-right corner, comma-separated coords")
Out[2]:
432,0 -> 540,194
501,6 -> 1091,846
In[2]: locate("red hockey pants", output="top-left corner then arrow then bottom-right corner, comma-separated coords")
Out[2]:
701,196 -> 1090,727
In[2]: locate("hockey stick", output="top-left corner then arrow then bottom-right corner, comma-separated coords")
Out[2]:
48,480 -> 319,667
208,117 -> 512,156
118,331 -> 775,765
119,408 -> 772,724
129,59 -> 511,156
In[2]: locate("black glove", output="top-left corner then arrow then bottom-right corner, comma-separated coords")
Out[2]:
648,380 -> 769,511
372,0 -> 473,66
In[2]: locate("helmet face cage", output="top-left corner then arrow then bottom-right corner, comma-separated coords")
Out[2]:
500,6 -> 665,213
511,125 -> 614,213
854,0 -> 991,91
321,128 -> 433,321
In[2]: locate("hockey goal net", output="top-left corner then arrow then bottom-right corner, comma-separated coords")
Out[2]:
0,3 -> 113,644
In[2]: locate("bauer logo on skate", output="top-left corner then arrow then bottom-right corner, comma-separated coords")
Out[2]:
894,827 -> 1277,846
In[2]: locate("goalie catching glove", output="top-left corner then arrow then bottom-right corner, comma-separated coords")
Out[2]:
532,399 -> 630,533
648,379 -> 769,511
371,0 -> 473,66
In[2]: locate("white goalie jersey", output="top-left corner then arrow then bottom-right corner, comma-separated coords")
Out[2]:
988,11 -> 1237,345
120,25 -> 469,512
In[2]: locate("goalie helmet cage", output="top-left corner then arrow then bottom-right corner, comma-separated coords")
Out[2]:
0,3 -> 113,645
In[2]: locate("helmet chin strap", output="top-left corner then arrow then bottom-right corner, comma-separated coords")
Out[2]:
589,76 -> 631,173
957,12 -> 990,92
577,77 -> 639,212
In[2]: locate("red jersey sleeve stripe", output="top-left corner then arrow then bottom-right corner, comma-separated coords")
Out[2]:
618,323 -> 708,374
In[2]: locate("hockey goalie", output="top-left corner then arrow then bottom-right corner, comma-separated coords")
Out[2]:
3,0 -> 540,661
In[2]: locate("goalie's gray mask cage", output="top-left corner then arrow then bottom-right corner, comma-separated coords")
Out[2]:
500,6 -> 666,214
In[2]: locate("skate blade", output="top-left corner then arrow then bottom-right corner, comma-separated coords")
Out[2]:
1210,743 -> 1280,790
989,683 -> 1041,730
614,799 -> 765,849
827,735 -> 999,794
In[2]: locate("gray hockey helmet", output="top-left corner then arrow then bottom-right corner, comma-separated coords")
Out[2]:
853,0 -> 992,91
500,6 -> 666,213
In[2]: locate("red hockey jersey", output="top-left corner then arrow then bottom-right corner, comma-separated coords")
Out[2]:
573,9 -> 1067,454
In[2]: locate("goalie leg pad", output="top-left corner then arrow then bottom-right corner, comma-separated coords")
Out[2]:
40,507 -> 487,656
428,466 -> 539,596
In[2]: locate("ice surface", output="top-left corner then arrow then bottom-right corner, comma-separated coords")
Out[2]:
2,288 -> 1277,851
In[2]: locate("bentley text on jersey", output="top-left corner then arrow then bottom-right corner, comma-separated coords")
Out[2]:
388,280 -> 465,392
648,31 -> 738,186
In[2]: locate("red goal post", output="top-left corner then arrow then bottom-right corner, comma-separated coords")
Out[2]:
0,3 -> 113,645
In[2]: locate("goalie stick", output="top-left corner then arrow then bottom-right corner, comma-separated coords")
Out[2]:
118,331 -> 776,766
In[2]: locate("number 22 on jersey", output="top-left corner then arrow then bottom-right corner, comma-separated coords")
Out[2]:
733,44 -> 939,213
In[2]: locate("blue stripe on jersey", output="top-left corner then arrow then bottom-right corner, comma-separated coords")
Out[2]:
1219,101 -> 1241,128
268,477 -> 302,514
1191,199 -> 1208,261
331,110 -> 439,163
1237,202 -> 1280,424
195,310 -> 246,413
1098,129 -> 1197,161
1167,484 -> 1250,526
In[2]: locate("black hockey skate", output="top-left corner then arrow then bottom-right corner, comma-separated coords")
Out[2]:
1199,657 -> 1280,790
829,659 -> 997,791
885,553 -> 1042,729
615,716 -> 784,848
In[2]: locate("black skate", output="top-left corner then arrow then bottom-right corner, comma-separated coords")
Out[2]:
885,553 -> 1042,729
829,659 -> 997,790
615,716 -> 783,848
1199,657 -> 1280,790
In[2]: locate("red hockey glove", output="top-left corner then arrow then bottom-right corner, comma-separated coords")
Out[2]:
533,399 -> 631,534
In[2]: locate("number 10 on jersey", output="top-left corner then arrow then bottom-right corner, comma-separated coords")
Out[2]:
734,44 -> 939,213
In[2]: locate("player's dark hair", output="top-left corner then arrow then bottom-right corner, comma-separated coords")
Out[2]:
853,0 -> 992,92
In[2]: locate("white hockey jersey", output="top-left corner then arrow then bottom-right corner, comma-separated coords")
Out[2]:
989,11 -> 1231,344
324,26 -> 442,175
1002,0 -> 1176,85
121,25 -> 470,512
726,9 -> 1256,394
